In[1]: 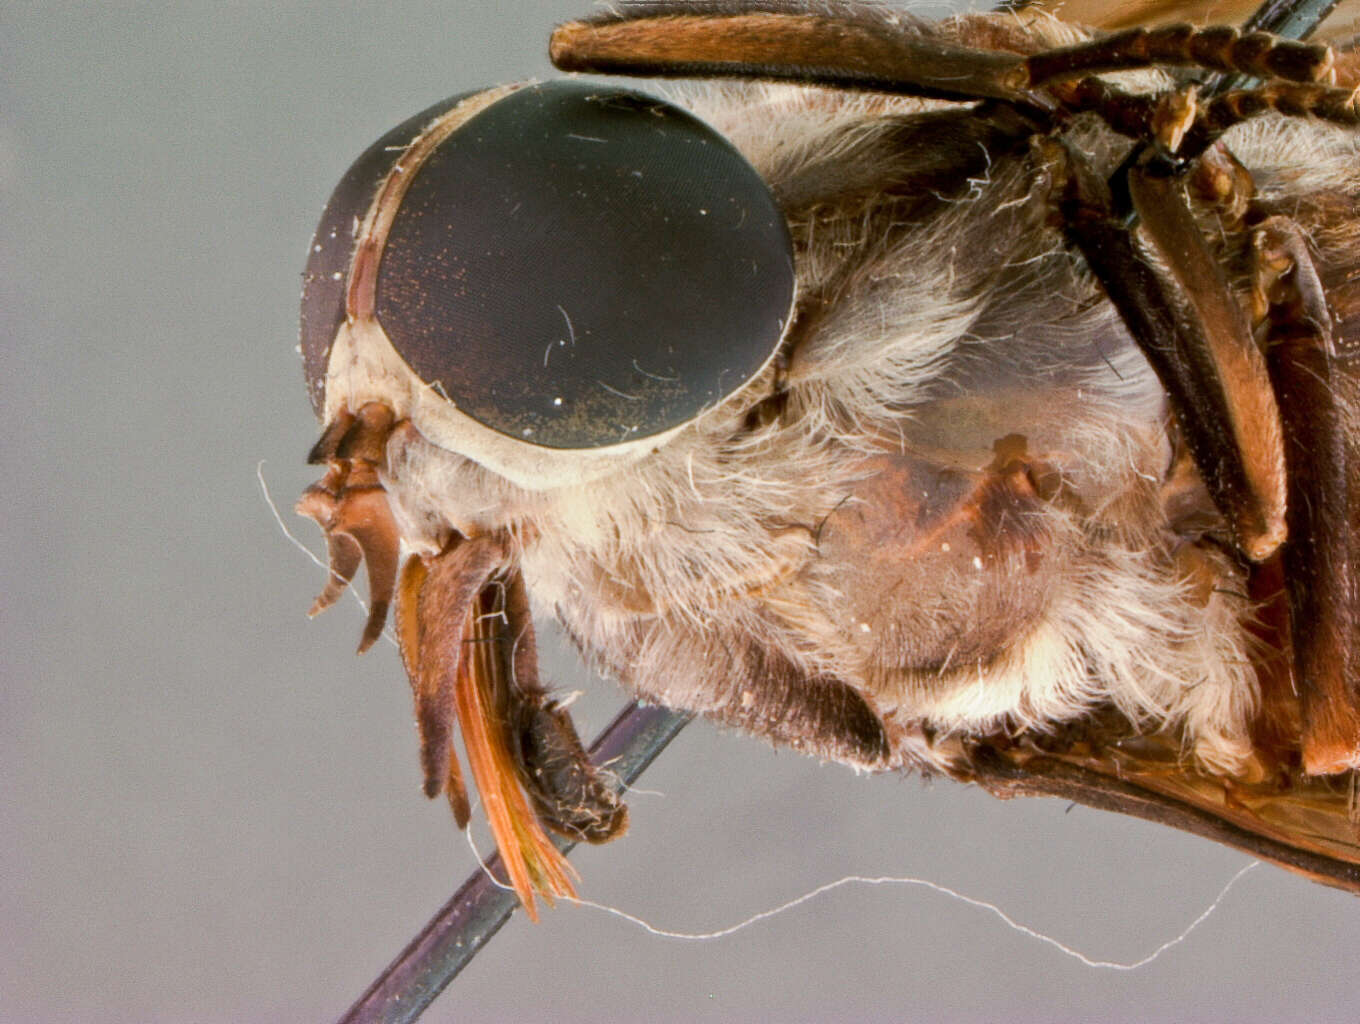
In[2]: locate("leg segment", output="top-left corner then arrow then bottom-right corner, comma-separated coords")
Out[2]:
1053,77 -> 1360,161
1050,141 -> 1287,560
551,4 -> 1333,104
1024,22 -> 1333,86
1254,216 -> 1360,773
551,4 -> 1033,103
1126,163 -> 1287,559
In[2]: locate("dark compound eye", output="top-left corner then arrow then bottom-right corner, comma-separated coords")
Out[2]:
299,92 -> 474,417
300,80 -> 795,450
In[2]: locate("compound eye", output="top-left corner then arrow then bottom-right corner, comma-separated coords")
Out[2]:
300,93 -> 475,416
303,80 -> 795,450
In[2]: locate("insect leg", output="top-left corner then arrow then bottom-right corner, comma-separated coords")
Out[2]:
1253,216 -> 1360,773
1049,141 -> 1287,560
1024,23 -> 1334,86
1129,164 -> 1289,558
1184,81 -> 1360,154
1337,42 -> 1360,86
551,4 -> 1332,106
1051,76 -> 1360,161
550,3 -> 1036,103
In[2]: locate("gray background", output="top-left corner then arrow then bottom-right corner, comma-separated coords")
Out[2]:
5,2 -> 1359,1021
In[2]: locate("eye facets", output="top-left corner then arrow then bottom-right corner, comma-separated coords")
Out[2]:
303,80 -> 795,450
299,93 -> 474,416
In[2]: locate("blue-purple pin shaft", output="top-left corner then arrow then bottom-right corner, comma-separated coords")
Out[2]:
336,702 -> 691,1024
